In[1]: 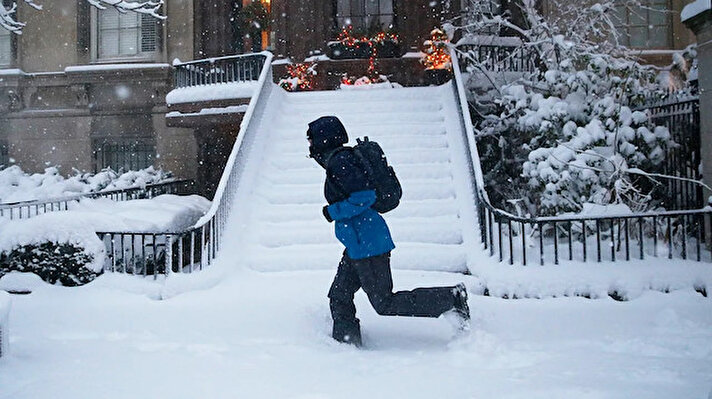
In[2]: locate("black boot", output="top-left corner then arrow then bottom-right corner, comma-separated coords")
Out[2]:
444,283 -> 470,331
332,318 -> 363,347
453,283 -> 470,321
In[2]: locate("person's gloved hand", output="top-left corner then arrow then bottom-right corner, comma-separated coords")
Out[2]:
322,205 -> 333,223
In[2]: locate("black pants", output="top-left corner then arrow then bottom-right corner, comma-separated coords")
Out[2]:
328,251 -> 457,341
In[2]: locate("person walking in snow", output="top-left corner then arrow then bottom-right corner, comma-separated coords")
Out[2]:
307,115 -> 470,347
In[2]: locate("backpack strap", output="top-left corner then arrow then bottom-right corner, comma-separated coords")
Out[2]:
326,146 -> 353,198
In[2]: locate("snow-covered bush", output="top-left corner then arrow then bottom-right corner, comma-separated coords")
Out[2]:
0,243 -> 101,286
0,165 -> 172,204
658,44 -> 698,91
491,57 -> 672,215
0,216 -> 105,286
453,0 -> 677,216
0,194 -> 210,284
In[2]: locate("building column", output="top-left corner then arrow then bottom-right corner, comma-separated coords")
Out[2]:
683,4 -> 712,202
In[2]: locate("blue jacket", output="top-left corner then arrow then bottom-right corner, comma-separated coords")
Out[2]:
324,150 -> 395,260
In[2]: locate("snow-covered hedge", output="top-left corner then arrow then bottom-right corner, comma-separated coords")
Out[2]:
0,291 -> 9,359
454,1 -> 679,217
0,165 -> 172,204
478,57 -> 673,216
0,243 -> 102,286
0,215 -> 106,286
0,195 -> 211,286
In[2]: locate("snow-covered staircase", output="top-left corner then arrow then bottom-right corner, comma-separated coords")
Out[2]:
228,84 -> 479,273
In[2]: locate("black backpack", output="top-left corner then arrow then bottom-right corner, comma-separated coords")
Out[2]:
352,137 -> 402,213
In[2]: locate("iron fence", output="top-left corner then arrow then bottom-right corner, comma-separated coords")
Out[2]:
449,48 -> 710,266
0,179 -> 193,221
174,53 -> 267,88
636,93 -> 702,210
97,52 -> 274,277
455,43 -> 537,73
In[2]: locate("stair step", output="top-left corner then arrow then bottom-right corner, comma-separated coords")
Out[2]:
260,163 -> 452,185
269,149 -> 452,169
246,242 -> 468,273
255,198 -> 461,223
273,124 -> 447,139
272,135 -> 449,154
255,181 -> 456,205
285,87 -> 445,102
277,111 -> 444,126
256,176 -> 454,194
282,100 -> 443,113
258,217 -> 463,247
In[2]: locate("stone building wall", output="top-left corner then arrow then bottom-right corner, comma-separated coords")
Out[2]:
0,0 -> 198,182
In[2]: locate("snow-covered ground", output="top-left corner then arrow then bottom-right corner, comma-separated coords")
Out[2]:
0,264 -> 711,399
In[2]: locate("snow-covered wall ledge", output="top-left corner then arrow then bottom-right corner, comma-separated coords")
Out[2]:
682,0 -> 711,23
0,291 -> 10,359
166,81 -> 259,106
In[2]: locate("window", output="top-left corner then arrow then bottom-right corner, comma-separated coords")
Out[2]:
95,7 -> 159,59
0,28 -> 10,68
336,0 -> 394,32
1,1 -> 12,67
614,0 -> 671,48
93,138 -> 155,172
461,0 -> 500,15
461,0 -> 502,35
0,141 -> 8,168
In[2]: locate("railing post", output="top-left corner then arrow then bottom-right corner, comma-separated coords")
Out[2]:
165,234 -> 173,275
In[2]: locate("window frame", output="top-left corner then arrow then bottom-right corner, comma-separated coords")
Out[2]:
90,7 -> 163,63
614,0 -> 673,49
92,136 -> 156,173
0,0 -> 15,68
0,29 -> 12,68
334,0 -> 395,33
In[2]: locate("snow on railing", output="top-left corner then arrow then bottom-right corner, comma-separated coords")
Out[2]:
0,179 -> 193,221
96,52 -> 274,278
450,48 -> 712,266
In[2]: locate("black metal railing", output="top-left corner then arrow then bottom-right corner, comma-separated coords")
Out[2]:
0,179 -> 193,221
97,52 -> 275,278
174,52 -> 268,88
455,42 -> 537,73
476,200 -> 712,266
636,93 -> 701,210
450,48 -> 710,265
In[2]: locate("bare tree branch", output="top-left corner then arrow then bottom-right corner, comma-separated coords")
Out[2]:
1,0 -> 165,34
